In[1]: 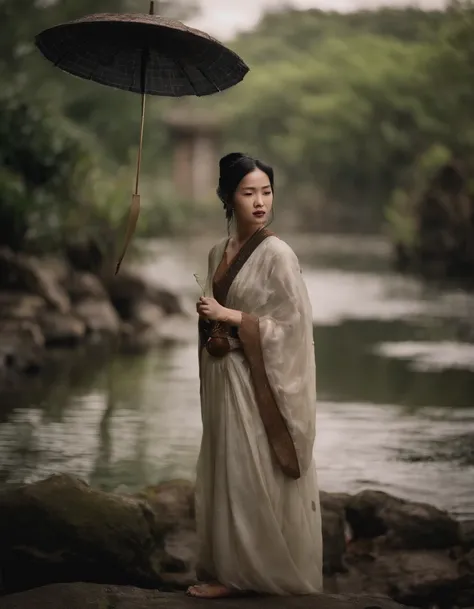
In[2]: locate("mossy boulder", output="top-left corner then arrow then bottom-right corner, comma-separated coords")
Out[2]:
0,474 -> 168,593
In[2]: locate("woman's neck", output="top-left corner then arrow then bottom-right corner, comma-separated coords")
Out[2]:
234,224 -> 261,246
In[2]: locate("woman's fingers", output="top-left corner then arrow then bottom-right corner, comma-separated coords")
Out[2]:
196,302 -> 210,317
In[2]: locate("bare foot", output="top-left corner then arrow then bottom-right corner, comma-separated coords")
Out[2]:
186,583 -> 245,598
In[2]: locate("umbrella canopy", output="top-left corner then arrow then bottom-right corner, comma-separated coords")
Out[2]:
35,3 -> 249,273
35,12 -> 249,97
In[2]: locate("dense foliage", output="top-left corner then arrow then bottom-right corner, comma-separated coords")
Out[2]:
207,3 -> 474,233
0,0 -> 196,252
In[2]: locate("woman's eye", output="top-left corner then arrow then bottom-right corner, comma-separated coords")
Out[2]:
263,191 -> 272,196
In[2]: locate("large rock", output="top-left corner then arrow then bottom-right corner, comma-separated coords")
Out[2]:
65,239 -> 104,274
107,271 -> 184,320
329,490 -> 473,607
66,268 -> 120,336
107,272 -> 149,318
0,582 -> 412,609
105,270 -> 186,350
74,299 -> 121,335
0,474 -> 169,593
160,528 -> 199,589
155,315 -> 197,345
345,490 -> 460,550
373,550 -> 467,607
152,288 -> 185,316
0,319 -> 45,379
37,311 -> 86,346
65,272 -> 108,303
320,491 -> 350,575
332,548 -> 472,608
458,549 -> 474,607
0,248 -> 70,313
57,270 -> 119,338
135,481 -> 197,588
461,521 -> 474,550
0,293 -> 47,321
136,480 -> 195,529
130,301 -> 165,329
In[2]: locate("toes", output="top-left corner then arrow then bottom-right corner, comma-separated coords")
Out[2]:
186,585 -> 206,597
185,584 -> 218,598
185,583 -> 242,599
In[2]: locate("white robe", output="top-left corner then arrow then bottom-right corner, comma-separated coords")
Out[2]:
195,235 -> 323,595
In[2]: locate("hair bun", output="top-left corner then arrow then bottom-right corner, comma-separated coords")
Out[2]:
219,152 -> 247,173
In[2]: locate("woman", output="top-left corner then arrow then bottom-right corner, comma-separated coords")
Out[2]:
187,153 -> 323,598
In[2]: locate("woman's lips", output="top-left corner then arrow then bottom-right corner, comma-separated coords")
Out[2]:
253,211 -> 265,217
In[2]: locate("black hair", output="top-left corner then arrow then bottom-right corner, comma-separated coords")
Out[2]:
216,152 -> 274,232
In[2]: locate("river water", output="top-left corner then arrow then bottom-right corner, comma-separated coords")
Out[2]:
1,234 -> 473,519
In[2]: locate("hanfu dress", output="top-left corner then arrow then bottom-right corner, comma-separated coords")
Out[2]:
195,229 -> 323,595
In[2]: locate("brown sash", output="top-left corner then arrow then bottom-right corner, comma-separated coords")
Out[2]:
213,228 -> 273,306
239,313 -> 301,479
200,229 -> 273,358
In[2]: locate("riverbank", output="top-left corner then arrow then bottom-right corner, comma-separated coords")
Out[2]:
0,245 -> 187,393
0,474 -> 473,608
0,583 -> 409,609
1,234 -> 473,519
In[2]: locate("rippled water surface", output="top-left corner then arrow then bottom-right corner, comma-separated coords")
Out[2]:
1,234 -> 473,518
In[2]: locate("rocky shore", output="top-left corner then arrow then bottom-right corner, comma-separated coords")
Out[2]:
0,582 -> 408,609
0,474 -> 473,609
0,245 -> 187,391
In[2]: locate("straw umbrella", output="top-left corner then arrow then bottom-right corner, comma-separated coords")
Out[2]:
35,1 -> 249,272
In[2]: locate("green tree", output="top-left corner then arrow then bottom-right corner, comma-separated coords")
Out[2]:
203,3 -> 474,230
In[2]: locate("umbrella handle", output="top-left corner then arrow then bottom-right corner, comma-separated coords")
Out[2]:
114,0 -> 154,275
134,92 -> 147,196
133,0 -> 153,194
115,194 -> 140,275
115,91 -> 145,275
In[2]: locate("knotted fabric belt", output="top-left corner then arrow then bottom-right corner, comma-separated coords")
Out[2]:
199,319 -> 242,358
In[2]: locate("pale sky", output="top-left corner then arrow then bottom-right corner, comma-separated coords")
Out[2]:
190,0 -> 446,39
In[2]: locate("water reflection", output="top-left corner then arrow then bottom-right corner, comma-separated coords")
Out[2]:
316,400 -> 474,519
315,320 -> 474,408
0,234 -> 473,518
376,341 -> 474,373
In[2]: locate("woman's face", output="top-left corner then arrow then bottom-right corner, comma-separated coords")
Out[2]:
232,168 -> 273,230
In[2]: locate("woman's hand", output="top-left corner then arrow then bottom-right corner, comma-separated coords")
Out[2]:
196,297 -> 226,321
